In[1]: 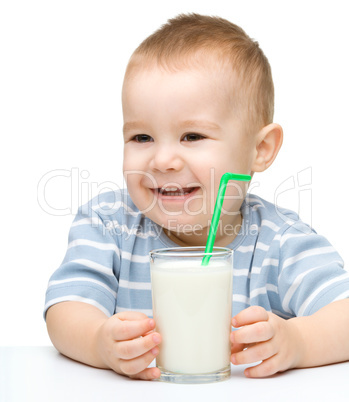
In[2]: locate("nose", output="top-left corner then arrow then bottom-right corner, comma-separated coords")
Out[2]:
149,143 -> 184,173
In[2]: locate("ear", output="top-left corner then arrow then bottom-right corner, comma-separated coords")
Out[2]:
251,123 -> 283,172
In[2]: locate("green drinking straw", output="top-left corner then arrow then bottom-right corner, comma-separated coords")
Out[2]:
202,172 -> 251,266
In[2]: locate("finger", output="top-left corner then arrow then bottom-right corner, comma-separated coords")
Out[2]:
231,321 -> 274,344
244,356 -> 280,378
232,306 -> 269,327
129,367 -> 161,381
119,348 -> 160,377
231,340 -> 276,366
230,341 -> 246,354
116,311 -> 149,321
116,332 -> 161,360
113,318 -> 156,341
143,329 -> 157,336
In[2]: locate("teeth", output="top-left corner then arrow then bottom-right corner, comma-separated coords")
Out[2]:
158,187 -> 196,196
162,187 -> 179,192
164,191 -> 190,196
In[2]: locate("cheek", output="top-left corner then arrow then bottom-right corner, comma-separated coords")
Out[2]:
123,150 -> 156,188
220,183 -> 246,216
122,151 -> 131,177
199,165 -> 246,213
123,172 -> 154,194
123,148 -> 138,171
123,145 -> 149,168
123,175 -> 139,206
125,176 -> 157,215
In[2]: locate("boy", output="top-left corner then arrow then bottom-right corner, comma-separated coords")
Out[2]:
45,14 -> 349,379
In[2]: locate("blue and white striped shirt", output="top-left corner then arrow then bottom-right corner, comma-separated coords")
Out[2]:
44,190 -> 349,319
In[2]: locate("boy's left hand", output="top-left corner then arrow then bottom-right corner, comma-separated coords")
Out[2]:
230,306 -> 303,378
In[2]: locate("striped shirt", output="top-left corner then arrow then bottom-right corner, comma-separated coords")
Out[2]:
44,189 -> 349,319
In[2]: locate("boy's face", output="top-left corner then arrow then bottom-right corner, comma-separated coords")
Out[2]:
122,63 -> 256,245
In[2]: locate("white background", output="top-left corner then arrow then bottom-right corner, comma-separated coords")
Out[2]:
0,0 -> 348,346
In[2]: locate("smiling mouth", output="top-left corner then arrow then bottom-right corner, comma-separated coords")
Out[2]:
154,186 -> 199,197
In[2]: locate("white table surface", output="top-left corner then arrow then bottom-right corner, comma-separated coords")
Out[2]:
1,346 -> 348,402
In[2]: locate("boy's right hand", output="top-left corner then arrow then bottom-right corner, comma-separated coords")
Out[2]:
96,311 -> 162,380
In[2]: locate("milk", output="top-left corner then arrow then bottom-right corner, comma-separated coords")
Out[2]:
151,260 -> 232,374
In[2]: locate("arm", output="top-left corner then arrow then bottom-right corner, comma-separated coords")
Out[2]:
230,299 -> 349,378
46,301 -> 161,380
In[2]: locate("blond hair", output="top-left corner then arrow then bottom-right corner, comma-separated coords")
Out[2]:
125,13 -> 274,133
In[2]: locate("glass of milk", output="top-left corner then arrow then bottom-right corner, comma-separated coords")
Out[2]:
150,246 -> 233,384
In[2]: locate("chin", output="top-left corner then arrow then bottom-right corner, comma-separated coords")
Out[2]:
155,213 -> 208,233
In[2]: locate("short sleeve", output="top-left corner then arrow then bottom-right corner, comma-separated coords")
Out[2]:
278,222 -> 349,316
44,203 -> 120,319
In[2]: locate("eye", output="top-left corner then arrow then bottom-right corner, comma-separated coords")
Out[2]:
132,134 -> 153,143
182,133 -> 205,142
